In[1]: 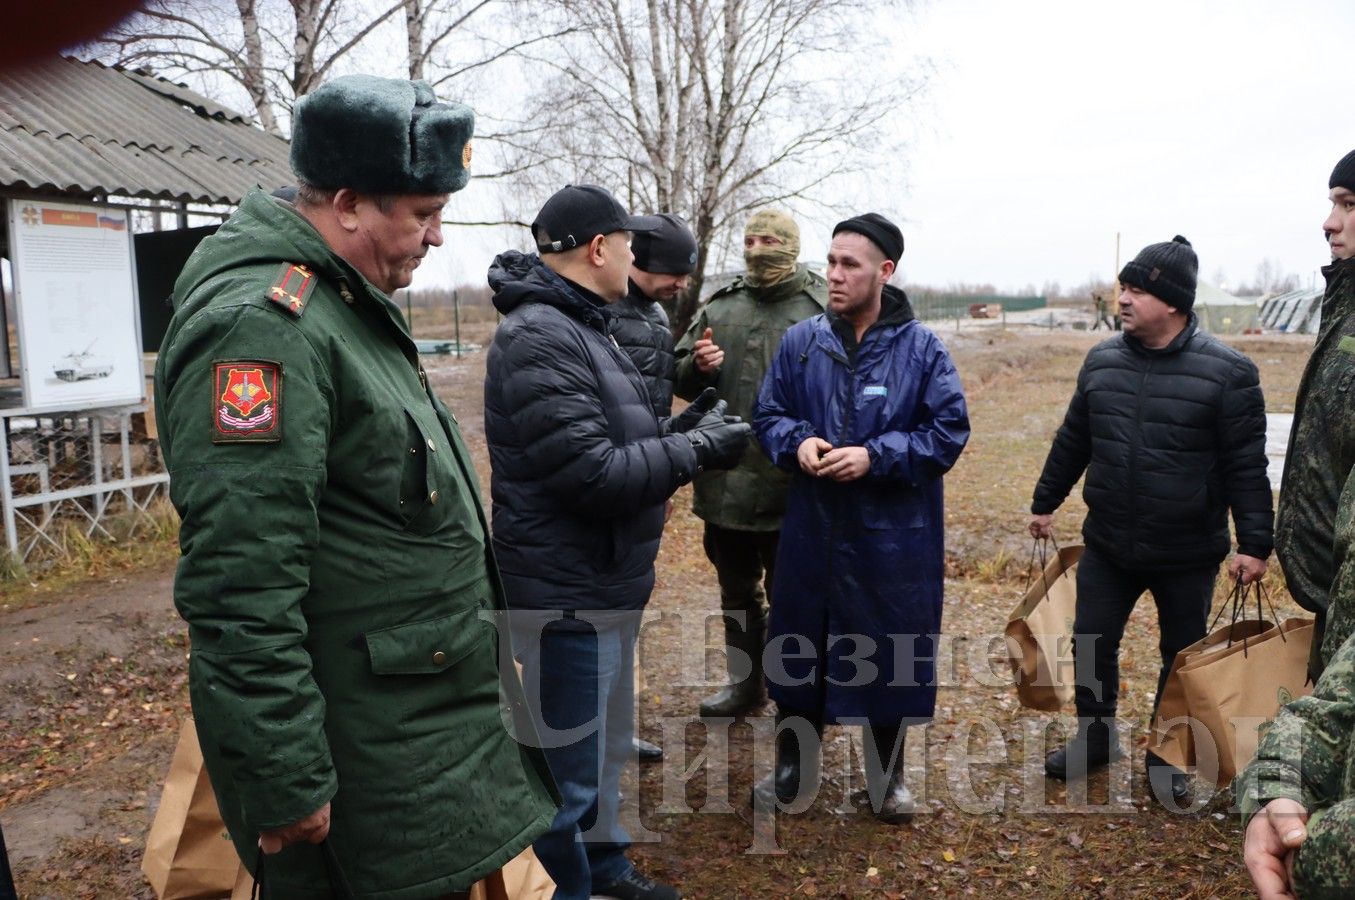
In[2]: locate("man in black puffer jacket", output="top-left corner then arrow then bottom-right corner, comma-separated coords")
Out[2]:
609,213 -> 698,763
485,184 -> 749,900
1028,235 -> 1273,807
611,213 -> 697,420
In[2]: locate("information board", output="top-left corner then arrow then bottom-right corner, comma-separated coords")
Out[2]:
6,198 -> 144,410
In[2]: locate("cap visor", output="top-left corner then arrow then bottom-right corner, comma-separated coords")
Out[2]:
623,214 -> 665,233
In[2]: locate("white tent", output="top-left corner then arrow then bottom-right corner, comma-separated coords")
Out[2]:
1192,282 -> 1260,334
1259,287 -> 1323,334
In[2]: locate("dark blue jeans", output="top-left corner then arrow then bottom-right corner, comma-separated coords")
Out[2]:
512,613 -> 639,900
1072,545 -> 1218,723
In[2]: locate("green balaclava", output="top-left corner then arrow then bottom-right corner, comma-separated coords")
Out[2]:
743,209 -> 801,288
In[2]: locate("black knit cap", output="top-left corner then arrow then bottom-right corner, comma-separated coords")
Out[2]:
1118,235 -> 1198,312
833,212 -> 903,264
1331,149 -> 1355,193
632,213 -> 698,274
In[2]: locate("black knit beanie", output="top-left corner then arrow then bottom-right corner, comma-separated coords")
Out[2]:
1118,235 -> 1198,312
833,213 -> 904,264
631,213 -> 698,274
1330,149 -> 1355,193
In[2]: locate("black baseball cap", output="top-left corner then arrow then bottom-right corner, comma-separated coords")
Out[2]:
532,184 -> 663,253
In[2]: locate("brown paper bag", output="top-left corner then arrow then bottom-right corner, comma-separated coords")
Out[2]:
148,719 -> 555,900
1173,617 -> 1315,786
1149,617 -> 1275,770
468,846 -> 556,900
143,718 -> 247,899
1004,544 -> 1082,711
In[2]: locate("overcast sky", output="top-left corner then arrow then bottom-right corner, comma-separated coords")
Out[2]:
881,0 -> 1354,294
419,0 -> 1353,296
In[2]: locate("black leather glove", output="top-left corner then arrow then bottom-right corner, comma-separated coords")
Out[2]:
665,387 -> 722,435
685,415 -> 753,470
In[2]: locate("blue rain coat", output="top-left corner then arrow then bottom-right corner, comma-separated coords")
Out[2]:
752,288 -> 969,724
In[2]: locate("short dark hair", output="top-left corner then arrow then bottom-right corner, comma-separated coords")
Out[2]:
295,180 -> 397,213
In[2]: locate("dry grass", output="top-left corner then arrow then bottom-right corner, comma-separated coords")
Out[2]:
1,495 -> 180,613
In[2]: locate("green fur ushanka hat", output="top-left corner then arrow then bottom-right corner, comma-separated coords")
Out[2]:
290,75 -> 475,195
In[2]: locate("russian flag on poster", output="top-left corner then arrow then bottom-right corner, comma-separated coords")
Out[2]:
98,215 -> 126,231
42,208 -> 98,227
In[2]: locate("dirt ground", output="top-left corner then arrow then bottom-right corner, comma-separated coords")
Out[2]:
0,320 -> 1318,898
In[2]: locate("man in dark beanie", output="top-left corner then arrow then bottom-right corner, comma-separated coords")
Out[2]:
753,212 -> 968,822
1029,235 -> 1273,808
1263,147 -> 1355,685
1240,147 -> 1355,899
612,213 -> 698,421
609,212 -> 698,764
154,75 -> 559,896
674,210 -> 828,719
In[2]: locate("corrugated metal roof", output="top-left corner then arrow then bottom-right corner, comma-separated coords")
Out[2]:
0,57 -> 293,205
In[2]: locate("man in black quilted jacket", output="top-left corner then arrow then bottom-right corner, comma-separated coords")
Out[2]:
484,184 -> 749,900
609,213 -> 699,763
611,213 -> 697,420
1027,235 -> 1274,807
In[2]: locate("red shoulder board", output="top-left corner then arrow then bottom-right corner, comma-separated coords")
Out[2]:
264,262 -> 315,317
212,360 -> 282,443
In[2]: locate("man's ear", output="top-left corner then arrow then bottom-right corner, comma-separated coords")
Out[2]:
880,259 -> 896,282
333,188 -> 362,232
588,233 -> 608,269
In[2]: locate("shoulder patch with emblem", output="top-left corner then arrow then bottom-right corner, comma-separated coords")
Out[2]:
213,361 -> 282,443
264,262 -> 315,317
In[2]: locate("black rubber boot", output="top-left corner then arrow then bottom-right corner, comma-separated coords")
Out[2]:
1145,751 -> 1191,806
699,619 -> 765,718
1045,719 -> 1124,780
863,724 -> 915,824
633,736 -> 663,762
752,711 -> 822,806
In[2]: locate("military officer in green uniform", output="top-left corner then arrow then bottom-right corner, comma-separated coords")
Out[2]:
154,75 -> 557,898
673,210 -> 827,718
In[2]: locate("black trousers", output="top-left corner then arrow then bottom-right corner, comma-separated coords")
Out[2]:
1072,544 -> 1218,722
702,522 -> 779,637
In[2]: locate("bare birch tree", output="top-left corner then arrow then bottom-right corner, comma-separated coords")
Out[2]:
92,0 -> 556,137
497,0 -> 927,330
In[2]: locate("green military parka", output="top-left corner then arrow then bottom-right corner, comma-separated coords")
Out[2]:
154,191 -> 557,899
673,265 -> 826,531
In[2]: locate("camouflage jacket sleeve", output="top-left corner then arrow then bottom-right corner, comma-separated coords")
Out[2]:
673,303 -> 717,401
1237,631 -> 1355,827
156,297 -> 338,834
1319,468 -> 1355,670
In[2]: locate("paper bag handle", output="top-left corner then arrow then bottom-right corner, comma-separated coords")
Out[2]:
252,838 -> 356,899
1023,534 -> 1064,595
1208,575 -> 1285,656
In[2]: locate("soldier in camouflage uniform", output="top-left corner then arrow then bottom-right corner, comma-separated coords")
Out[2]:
1273,147 -> 1355,683
1240,147 -> 1355,900
673,210 -> 827,718
1240,632 -> 1355,899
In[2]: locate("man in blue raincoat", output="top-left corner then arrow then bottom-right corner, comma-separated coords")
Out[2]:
752,213 -> 969,823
